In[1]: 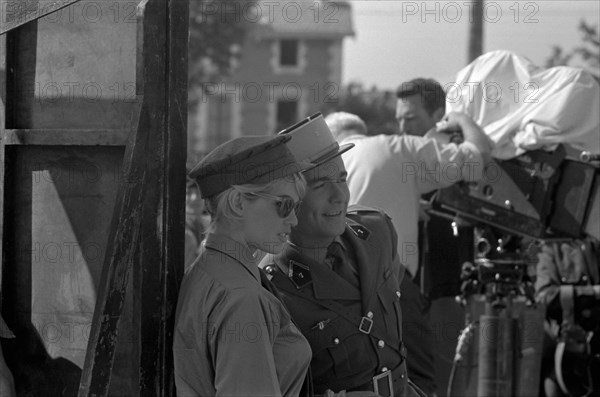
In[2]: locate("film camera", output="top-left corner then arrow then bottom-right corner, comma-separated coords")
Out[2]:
437,143 -> 599,241
435,142 -> 599,396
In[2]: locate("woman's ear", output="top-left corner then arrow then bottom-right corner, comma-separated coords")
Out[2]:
228,190 -> 245,217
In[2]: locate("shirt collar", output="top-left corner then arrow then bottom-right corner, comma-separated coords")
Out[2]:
286,233 -> 348,266
328,235 -> 348,254
204,233 -> 261,282
340,134 -> 366,144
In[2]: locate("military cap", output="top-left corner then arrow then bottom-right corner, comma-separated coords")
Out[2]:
189,135 -> 312,198
278,113 -> 354,166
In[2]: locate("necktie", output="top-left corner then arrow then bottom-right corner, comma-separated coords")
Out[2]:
326,242 -> 360,289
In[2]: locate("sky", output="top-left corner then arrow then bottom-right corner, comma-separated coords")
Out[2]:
342,0 -> 600,90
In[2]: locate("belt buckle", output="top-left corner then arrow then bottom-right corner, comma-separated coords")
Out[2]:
358,316 -> 373,334
373,369 -> 393,397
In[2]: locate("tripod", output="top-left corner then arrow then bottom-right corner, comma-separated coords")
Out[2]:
449,230 -> 545,397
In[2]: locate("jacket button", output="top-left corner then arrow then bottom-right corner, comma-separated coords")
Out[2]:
396,291 -> 401,298
333,338 -> 340,345
381,367 -> 388,373
367,311 -> 373,319
377,340 -> 385,348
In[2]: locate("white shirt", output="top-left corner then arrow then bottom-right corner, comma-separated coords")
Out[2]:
341,133 -> 484,277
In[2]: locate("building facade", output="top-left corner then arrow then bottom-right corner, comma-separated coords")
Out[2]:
189,0 -> 354,155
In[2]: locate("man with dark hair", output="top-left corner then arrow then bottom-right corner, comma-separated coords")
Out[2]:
395,78 -> 446,137
261,113 -> 425,397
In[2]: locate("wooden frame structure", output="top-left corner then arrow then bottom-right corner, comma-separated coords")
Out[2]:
0,0 -> 188,394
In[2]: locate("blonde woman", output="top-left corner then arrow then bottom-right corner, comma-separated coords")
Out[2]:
173,135 -> 312,396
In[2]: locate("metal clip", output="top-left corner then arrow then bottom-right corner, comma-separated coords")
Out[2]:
359,316 -> 373,334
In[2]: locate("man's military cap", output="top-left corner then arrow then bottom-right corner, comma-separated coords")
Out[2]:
189,135 -> 313,198
278,113 -> 354,166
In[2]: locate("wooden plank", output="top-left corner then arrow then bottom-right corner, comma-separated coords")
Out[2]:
0,97 -> 5,292
75,2 -> 152,394
3,129 -> 129,145
1,29 -> 5,290
0,0 -> 82,35
77,98 -> 144,397
138,0 -> 188,394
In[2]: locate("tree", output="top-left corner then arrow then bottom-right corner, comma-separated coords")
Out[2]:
188,0 -> 248,107
573,20 -> 600,77
546,20 -> 599,79
322,82 -> 399,135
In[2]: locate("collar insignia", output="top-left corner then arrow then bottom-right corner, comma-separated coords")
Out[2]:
288,259 -> 312,289
349,224 -> 370,240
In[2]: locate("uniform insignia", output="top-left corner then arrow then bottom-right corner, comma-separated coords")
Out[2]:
288,259 -> 312,289
349,224 -> 370,240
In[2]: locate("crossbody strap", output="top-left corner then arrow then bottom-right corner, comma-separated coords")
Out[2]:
284,279 -> 404,356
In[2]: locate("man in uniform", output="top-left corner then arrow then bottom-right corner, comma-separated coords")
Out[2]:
324,106 -> 491,395
261,114 -> 424,397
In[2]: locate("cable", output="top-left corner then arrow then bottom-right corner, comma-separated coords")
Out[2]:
447,322 -> 476,397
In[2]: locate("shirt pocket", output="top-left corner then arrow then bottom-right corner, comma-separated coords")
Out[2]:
304,315 -> 354,378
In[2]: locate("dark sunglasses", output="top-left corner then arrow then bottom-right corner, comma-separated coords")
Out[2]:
248,192 -> 301,218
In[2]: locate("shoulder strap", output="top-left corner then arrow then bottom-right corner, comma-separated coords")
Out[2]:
582,240 -> 600,284
555,285 -> 574,395
559,285 -> 575,331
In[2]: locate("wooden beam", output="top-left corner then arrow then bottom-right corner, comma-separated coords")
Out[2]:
77,98 -> 145,397
76,0 -> 187,393
138,0 -> 188,393
1,0 -> 83,35
3,129 -> 129,146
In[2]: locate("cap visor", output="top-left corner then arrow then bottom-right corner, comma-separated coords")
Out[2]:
303,142 -> 355,171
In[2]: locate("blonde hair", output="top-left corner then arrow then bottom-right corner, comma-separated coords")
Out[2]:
204,173 -> 306,233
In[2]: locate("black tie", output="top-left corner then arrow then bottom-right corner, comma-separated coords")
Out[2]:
326,242 -> 360,289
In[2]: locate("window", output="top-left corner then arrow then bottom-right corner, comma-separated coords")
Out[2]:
276,100 -> 298,133
279,39 -> 298,67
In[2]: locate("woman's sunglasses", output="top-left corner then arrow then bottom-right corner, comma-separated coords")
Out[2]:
248,192 -> 301,218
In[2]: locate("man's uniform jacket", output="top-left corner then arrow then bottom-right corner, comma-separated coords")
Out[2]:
262,206 -> 412,396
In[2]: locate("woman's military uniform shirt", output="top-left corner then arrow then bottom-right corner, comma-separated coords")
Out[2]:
173,234 -> 311,396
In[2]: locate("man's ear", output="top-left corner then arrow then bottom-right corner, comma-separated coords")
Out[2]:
432,107 -> 445,123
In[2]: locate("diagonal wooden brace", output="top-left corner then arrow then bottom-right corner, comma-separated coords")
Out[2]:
1,0 -> 82,35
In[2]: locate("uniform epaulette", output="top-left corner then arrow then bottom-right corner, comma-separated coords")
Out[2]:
346,204 -> 380,214
347,205 -> 391,220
